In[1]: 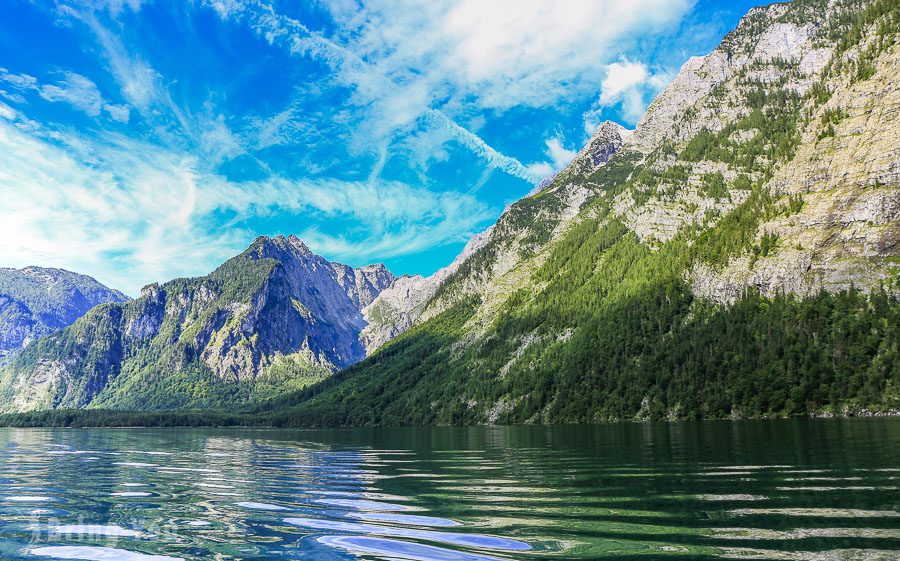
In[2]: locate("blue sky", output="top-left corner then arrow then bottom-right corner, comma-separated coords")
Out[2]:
0,0 -> 759,295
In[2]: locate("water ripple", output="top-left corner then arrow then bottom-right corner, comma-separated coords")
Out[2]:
0,421 -> 897,560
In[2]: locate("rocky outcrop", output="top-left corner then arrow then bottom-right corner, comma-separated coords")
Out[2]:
0,267 -> 128,360
570,121 -> 633,176
201,235 -> 394,377
632,5 -> 831,154
688,2 -> 900,302
361,226 -> 493,353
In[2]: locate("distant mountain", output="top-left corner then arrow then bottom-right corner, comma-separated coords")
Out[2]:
0,267 -> 128,360
264,0 -> 900,426
0,235 -> 394,411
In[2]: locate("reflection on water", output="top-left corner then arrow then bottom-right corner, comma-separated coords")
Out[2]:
0,419 -> 898,560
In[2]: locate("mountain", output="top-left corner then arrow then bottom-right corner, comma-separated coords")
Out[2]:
0,235 -> 394,412
263,0 -> 900,426
0,267 -> 128,361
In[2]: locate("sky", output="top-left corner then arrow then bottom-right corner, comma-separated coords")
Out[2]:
0,0 -> 760,295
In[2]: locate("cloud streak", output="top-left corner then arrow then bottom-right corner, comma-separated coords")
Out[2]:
201,0 -> 586,183
0,109 -> 489,294
0,68 -> 129,122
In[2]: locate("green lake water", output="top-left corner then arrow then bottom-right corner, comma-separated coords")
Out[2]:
0,419 -> 897,560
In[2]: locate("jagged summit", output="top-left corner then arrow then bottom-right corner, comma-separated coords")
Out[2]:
247,234 -> 313,258
570,121 -> 633,176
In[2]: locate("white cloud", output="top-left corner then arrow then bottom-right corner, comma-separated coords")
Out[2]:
0,68 -> 38,91
39,73 -> 104,115
544,137 -> 577,171
261,178 -> 493,262
99,0 -> 144,16
424,110 -> 539,182
199,0 -> 542,182
519,136 -> 577,181
326,0 -> 693,110
0,68 -> 130,123
524,162 -> 555,181
38,72 -> 130,122
198,113 -> 244,165
0,101 -> 16,120
71,10 -> 164,113
0,112 -> 490,294
584,59 -> 675,128
104,103 -> 131,122
598,61 -> 650,106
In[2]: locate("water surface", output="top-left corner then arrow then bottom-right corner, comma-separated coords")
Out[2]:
0,419 -> 897,560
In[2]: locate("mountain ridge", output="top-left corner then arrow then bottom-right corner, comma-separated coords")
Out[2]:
0,266 -> 128,361
251,0 -> 900,426
0,235 -> 395,411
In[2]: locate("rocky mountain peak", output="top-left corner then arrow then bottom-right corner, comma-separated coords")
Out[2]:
0,235 -> 399,411
570,121 -> 633,175
139,283 -> 160,299
285,234 -> 312,255
631,0 -> 840,154
248,234 -> 314,260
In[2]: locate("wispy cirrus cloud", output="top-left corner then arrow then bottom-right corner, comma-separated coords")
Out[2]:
0,68 -> 129,122
201,0 -> 548,182
39,72 -> 130,122
0,105 -> 489,294
201,0 -> 695,182
63,7 -> 164,114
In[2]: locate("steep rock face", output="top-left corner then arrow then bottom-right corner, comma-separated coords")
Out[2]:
360,226 -> 493,353
690,29 -> 900,302
631,4 -> 831,154
0,267 -> 128,360
0,236 -> 393,411
275,0 -> 900,426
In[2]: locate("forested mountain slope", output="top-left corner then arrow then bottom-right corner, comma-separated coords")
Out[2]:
0,267 -> 127,361
265,0 -> 900,426
0,236 -> 393,411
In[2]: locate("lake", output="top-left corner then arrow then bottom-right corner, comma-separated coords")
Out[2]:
0,419 -> 897,560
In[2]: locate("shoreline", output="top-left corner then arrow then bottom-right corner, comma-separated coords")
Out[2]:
0,408 -> 897,429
